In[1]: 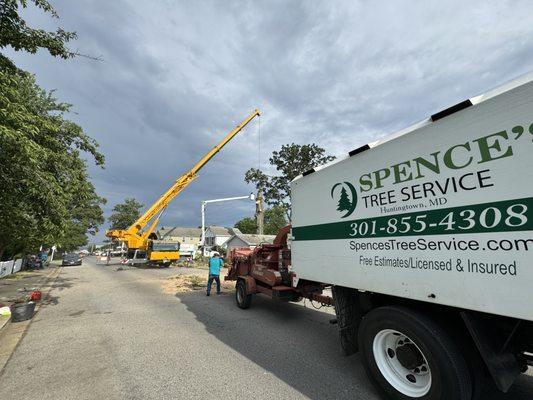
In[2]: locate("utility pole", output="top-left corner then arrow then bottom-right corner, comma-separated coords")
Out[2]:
255,189 -> 264,235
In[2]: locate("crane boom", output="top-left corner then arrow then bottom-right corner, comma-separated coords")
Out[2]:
106,109 -> 261,251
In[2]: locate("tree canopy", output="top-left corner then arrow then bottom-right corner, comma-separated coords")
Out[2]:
234,217 -> 257,234
0,0 -> 77,69
245,143 -> 335,219
0,69 -> 105,258
0,0 -> 105,259
108,198 -> 144,230
234,205 -> 288,235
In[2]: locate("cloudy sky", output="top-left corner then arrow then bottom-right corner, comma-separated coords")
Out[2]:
8,0 -> 533,242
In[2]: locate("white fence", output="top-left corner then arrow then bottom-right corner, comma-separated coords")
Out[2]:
0,259 -> 23,279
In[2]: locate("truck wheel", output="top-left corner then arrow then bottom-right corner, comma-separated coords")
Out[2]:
236,280 -> 252,309
358,306 -> 472,400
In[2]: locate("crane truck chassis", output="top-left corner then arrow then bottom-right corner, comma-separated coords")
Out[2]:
226,74 -> 533,400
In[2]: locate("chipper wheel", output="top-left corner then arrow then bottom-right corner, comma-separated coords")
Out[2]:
236,280 -> 252,309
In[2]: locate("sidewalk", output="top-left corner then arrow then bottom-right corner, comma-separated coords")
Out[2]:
0,264 -> 61,331
0,264 -> 62,373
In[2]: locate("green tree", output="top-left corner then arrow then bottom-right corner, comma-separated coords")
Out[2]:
264,205 -> 287,234
0,1 -> 104,259
0,69 -> 105,259
57,170 -> 106,251
108,198 -> 144,230
245,143 -> 335,219
234,217 -> 257,234
233,206 -> 287,235
337,187 -> 352,212
0,0 -> 78,69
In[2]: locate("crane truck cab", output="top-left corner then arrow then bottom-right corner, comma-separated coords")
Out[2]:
148,240 -> 180,267
127,240 -> 180,268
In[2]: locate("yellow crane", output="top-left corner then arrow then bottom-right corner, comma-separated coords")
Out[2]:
106,109 -> 261,266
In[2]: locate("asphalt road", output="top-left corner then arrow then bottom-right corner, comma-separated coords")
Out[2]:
0,257 -> 531,400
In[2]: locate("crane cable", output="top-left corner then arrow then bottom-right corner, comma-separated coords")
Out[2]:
258,113 -> 261,172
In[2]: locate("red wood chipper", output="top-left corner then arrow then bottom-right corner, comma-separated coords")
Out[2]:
225,226 -> 333,309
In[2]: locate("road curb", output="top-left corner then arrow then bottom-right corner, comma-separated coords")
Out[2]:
0,266 -> 63,375
0,316 -> 9,332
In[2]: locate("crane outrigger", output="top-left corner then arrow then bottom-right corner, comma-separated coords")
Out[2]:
106,109 -> 261,266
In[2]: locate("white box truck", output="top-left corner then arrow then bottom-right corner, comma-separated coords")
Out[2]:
227,73 -> 533,400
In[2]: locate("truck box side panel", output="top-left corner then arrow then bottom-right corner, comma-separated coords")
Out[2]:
291,77 -> 533,321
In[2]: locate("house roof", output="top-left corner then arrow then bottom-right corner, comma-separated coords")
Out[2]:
157,226 -> 202,238
206,226 -> 241,236
228,233 -> 276,246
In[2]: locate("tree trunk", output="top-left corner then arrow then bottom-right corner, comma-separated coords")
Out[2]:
255,190 -> 264,235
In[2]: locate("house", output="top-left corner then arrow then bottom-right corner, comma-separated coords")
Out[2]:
156,226 -> 202,256
224,233 -> 276,251
203,226 -> 241,248
157,226 -> 202,245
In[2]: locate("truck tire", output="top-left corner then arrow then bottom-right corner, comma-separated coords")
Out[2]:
358,306 -> 472,400
236,280 -> 252,309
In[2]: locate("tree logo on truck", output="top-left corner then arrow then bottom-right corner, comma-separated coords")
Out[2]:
331,182 -> 357,218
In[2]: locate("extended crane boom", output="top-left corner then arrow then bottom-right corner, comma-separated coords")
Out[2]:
106,109 -> 261,263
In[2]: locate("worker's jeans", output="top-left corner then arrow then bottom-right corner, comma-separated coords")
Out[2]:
207,274 -> 221,295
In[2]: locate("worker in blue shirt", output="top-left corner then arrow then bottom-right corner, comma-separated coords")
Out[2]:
37,250 -> 47,269
206,253 -> 224,296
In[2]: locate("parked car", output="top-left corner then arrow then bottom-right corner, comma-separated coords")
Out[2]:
61,253 -> 82,266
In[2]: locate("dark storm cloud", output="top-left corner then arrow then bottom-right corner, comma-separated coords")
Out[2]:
8,0 -> 533,242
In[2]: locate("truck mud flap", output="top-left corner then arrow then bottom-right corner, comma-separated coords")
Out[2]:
461,311 -> 522,393
332,286 -> 362,356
